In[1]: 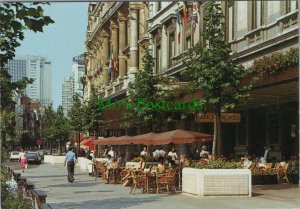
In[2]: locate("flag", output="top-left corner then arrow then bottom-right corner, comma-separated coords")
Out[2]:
108,48 -> 113,79
192,2 -> 199,34
192,2 -> 199,46
183,2 -> 189,24
176,3 -> 181,46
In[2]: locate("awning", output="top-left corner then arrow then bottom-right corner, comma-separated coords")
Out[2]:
93,129 -> 212,146
80,138 -> 95,150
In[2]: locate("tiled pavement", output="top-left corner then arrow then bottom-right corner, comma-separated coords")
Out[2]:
17,163 -> 299,209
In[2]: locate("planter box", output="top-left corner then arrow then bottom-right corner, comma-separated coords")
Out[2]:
44,155 -> 53,163
43,155 -> 65,164
252,175 -> 278,185
182,168 -> 251,197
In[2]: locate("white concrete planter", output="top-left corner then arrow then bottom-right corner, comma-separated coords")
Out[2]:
43,155 -> 53,163
182,168 -> 251,197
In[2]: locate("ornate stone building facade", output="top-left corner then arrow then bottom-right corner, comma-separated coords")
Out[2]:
83,2 -> 149,101
84,1 -> 299,159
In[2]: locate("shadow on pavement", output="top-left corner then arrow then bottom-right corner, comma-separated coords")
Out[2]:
46,182 -> 98,188
58,196 -> 161,209
73,190 -> 114,193
253,184 -> 299,191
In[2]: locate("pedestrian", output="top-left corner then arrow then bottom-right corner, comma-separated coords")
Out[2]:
64,146 -> 77,183
140,146 -> 148,157
19,148 -> 27,173
168,147 -> 179,165
108,146 -> 115,158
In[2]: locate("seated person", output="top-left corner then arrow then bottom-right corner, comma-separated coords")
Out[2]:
122,156 -> 145,186
200,154 -> 210,165
182,154 -> 191,167
242,156 -> 253,169
157,156 -> 165,173
104,156 -> 117,184
138,155 -> 146,170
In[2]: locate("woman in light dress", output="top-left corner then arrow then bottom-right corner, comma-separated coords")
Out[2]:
19,149 -> 27,173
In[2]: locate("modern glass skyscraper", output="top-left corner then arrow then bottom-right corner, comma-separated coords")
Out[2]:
72,63 -> 85,97
62,77 -> 74,116
7,56 -> 52,108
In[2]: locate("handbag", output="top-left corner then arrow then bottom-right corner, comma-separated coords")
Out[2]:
25,164 -> 28,169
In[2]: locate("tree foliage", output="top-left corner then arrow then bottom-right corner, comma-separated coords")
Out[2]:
0,2 -> 54,66
182,2 -> 253,157
68,94 -> 84,153
83,86 -> 102,137
41,105 -> 70,154
122,50 -> 171,132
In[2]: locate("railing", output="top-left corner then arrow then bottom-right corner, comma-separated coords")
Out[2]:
4,166 -> 60,209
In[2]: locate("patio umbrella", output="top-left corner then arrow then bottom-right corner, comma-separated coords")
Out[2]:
80,138 -> 95,150
150,129 -> 212,145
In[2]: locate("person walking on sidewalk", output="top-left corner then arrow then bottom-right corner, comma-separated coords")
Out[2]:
19,148 -> 27,173
64,146 -> 77,183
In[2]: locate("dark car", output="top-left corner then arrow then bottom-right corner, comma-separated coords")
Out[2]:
26,152 -> 42,164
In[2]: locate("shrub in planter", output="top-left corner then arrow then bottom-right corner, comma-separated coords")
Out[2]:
193,159 -> 242,169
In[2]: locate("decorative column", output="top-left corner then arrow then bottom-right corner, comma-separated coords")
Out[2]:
102,30 -> 110,86
129,3 -> 140,74
118,12 -> 127,78
161,25 -> 168,70
110,20 -> 119,81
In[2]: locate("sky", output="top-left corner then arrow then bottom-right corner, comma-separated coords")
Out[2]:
15,3 -> 89,109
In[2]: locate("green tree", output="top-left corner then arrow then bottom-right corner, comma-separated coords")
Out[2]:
83,86 -> 102,138
54,106 -> 70,155
0,2 -> 54,66
68,94 -> 84,155
182,2 -> 252,157
122,50 -> 171,132
41,105 -> 57,153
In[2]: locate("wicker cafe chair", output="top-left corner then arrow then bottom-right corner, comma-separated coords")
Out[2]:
129,170 -> 146,195
277,163 -> 289,183
94,161 -> 105,181
156,169 -> 177,194
260,163 -> 273,174
272,163 -> 281,175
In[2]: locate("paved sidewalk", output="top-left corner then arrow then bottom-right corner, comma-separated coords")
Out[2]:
18,164 -> 299,209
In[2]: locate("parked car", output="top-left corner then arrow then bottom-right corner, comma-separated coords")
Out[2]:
37,150 -> 45,160
26,152 -> 42,164
10,151 -> 20,161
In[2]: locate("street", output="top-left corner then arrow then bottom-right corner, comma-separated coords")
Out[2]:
14,163 -> 300,209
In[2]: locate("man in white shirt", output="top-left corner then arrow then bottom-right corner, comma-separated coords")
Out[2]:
108,147 -> 115,158
140,146 -> 148,157
168,148 -> 178,161
159,147 -> 166,157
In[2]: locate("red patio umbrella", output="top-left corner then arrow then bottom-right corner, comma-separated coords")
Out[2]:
150,129 -> 212,145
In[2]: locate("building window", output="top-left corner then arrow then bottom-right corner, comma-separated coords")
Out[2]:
168,33 -> 175,67
251,1 -> 264,30
157,2 -> 161,12
156,44 -> 161,73
185,35 -> 191,50
285,0 -> 298,14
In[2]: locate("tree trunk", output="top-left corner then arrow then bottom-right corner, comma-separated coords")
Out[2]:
77,132 -> 80,157
50,142 -> 52,155
212,109 -> 222,159
216,110 -> 222,158
58,139 -> 62,155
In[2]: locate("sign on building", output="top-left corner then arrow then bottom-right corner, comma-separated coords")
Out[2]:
195,113 -> 241,123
